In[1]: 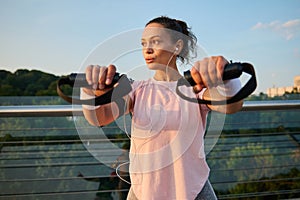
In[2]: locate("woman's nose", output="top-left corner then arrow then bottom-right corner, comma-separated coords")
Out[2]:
145,46 -> 154,54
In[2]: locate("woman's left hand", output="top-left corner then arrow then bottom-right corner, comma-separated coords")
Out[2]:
190,56 -> 229,93
190,56 -> 243,114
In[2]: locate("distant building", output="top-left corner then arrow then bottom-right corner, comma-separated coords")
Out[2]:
295,75 -> 300,86
267,75 -> 300,97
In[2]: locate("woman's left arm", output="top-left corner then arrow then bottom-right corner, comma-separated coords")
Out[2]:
202,86 -> 243,114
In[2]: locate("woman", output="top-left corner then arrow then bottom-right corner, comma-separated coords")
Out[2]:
82,16 -> 243,200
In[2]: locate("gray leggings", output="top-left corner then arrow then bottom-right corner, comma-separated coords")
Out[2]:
195,180 -> 218,200
127,180 -> 217,200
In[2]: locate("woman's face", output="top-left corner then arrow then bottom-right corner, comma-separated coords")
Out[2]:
141,23 -> 177,70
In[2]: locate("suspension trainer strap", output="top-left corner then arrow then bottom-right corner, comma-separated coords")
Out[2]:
176,62 -> 257,105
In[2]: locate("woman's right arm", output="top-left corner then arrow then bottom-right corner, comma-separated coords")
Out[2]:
81,64 -> 131,126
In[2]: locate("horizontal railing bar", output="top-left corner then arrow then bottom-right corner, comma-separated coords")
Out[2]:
0,100 -> 300,117
1,152 -> 125,161
1,132 -> 298,142
2,147 -> 295,163
0,174 -> 129,183
0,160 -> 112,168
1,174 -> 297,185
1,158 -> 297,170
209,146 -> 298,154
220,131 -> 300,137
222,121 -> 300,127
0,188 -> 129,198
1,188 -> 298,199
241,100 -> 300,111
1,134 -> 296,144
0,126 -> 131,132
211,163 -> 299,172
212,176 -> 300,185
2,154 -> 295,170
0,147 -> 122,153
2,140 -> 297,157
1,129 -> 298,138
0,105 -> 83,117
218,189 -> 300,199
213,138 -> 300,146
208,151 -> 296,159
212,141 -> 300,150
1,148 -> 296,163
0,138 -> 128,145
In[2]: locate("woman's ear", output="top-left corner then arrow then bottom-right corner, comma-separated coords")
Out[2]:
174,39 -> 184,55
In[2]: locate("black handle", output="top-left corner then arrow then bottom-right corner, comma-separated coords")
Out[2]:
57,73 -> 132,105
179,62 -> 244,87
176,62 -> 257,105
67,72 -> 121,88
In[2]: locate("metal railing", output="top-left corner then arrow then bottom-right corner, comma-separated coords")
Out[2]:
1,100 -> 300,117
0,100 -> 300,200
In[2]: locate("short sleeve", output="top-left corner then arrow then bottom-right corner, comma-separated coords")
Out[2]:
196,88 -> 211,112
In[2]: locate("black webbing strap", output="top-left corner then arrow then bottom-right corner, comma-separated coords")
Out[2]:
114,97 -> 126,116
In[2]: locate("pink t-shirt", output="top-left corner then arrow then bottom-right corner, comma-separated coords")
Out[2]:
128,78 -> 210,200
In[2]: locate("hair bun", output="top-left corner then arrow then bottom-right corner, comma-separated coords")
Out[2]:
175,20 -> 188,34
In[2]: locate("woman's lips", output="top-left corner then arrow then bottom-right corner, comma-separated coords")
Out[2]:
145,57 -> 155,64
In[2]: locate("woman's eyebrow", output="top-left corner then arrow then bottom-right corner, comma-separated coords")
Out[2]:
141,35 -> 161,41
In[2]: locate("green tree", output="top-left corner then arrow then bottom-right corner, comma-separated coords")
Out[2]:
226,143 -> 276,181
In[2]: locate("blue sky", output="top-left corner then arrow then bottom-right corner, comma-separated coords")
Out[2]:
0,0 -> 299,93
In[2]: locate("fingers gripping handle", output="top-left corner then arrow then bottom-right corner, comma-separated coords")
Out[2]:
68,72 -> 121,88
176,62 -> 257,105
57,73 -> 132,106
182,62 -> 244,87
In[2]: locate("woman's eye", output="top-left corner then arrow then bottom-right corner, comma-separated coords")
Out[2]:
152,40 -> 160,45
141,39 -> 161,47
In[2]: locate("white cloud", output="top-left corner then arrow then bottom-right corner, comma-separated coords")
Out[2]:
252,19 -> 300,40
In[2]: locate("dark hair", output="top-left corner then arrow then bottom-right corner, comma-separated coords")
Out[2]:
146,16 -> 197,63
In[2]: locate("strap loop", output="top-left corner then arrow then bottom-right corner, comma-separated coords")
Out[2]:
176,62 -> 257,105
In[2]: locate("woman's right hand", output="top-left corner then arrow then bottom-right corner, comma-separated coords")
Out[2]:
82,64 -> 120,126
85,64 -> 117,90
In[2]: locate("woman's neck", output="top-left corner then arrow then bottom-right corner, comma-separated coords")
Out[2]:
153,67 -> 182,82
